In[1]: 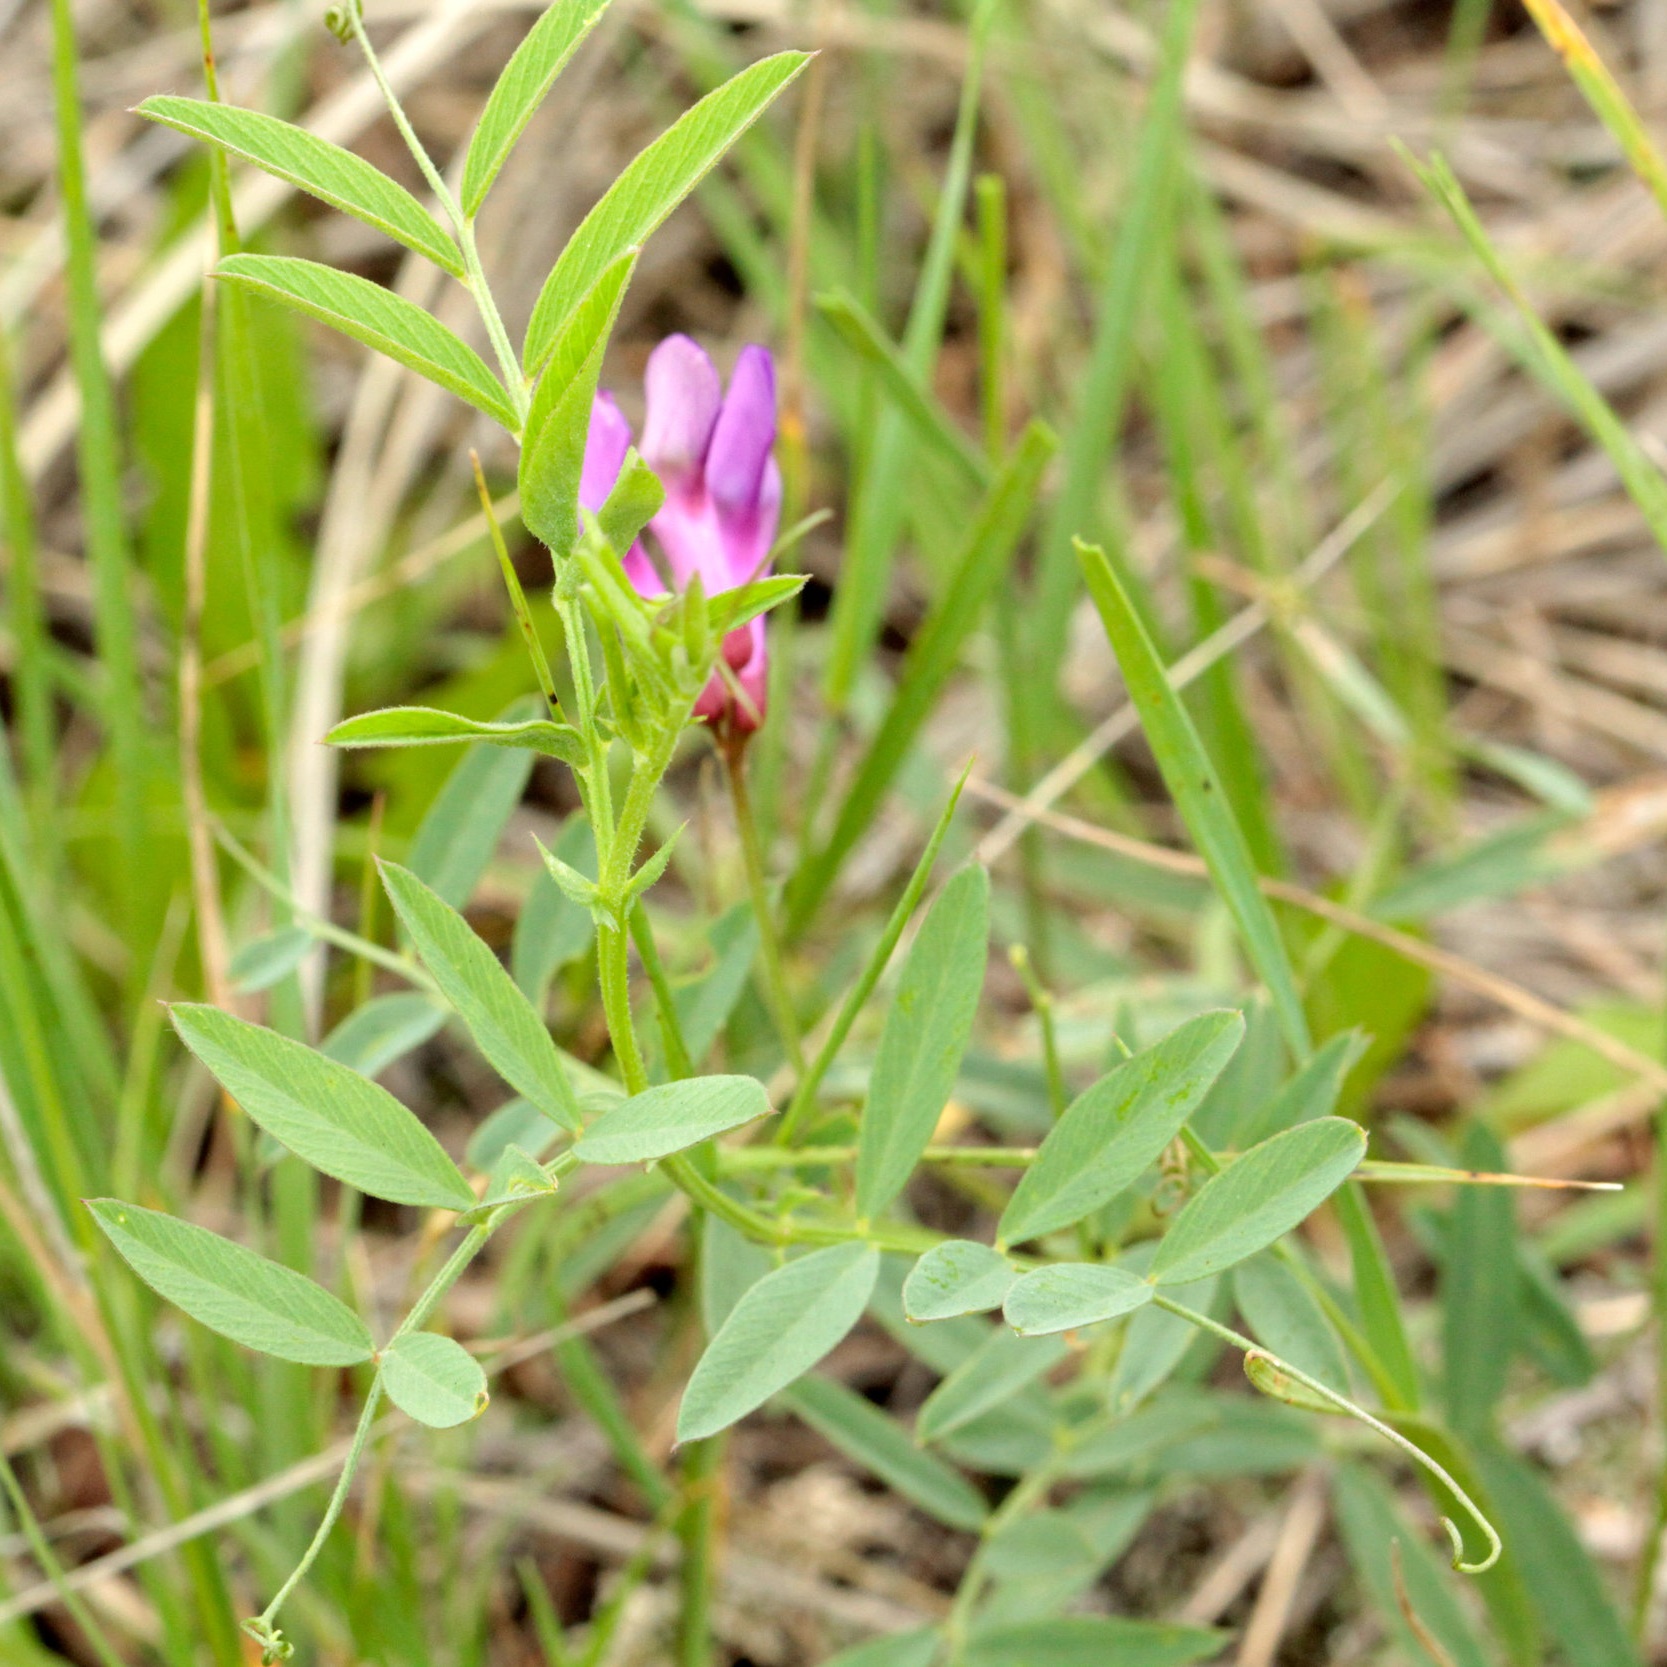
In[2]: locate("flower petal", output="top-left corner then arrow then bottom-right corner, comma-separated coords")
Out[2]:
641,335 -> 721,477
705,346 -> 777,523
730,617 -> 768,731
579,393 -> 633,514
621,542 -> 663,597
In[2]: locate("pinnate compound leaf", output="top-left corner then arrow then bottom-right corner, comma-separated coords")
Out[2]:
574,1075 -> 771,1164
523,52 -> 810,373
1002,1263 -> 1153,1338
381,1331 -> 489,1428
171,1004 -> 474,1210
1149,1118 -> 1367,1286
462,0 -> 613,214
855,865 -> 989,1220
327,706 -> 583,762
215,254 -> 516,429
677,1242 -> 878,1443
998,1010 -> 1244,1248
139,97 -> 462,273
87,1200 -> 373,1366
380,861 -> 581,1133
781,1375 -> 989,1532
904,1240 -> 1015,1323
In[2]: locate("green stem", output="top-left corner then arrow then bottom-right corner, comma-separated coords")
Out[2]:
606,748 -> 672,897
660,1154 -> 937,1255
944,1457 -> 1059,1661
251,1379 -> 385,1649
599,921 -> 650,1096
459,219 -> 530,427
724,745 -> 805,1077
723,1143 -> 1039,1171
347,5 -> 526,425
1153,1294 -> 1501,1574
554,593 -> 615,853
676,1435 -> 723,1667
349,6 -> 456,215
251,1219 -> 503,1652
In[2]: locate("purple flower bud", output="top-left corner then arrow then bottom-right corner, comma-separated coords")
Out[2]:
579,338 -> 781,734
641,334 -> 722,480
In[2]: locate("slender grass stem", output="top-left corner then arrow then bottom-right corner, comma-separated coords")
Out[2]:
475,452 -> 562,715
0,1449 -> 128,1667
1633,969 -> 1667,1637
1008,945 -> 1066,1118
0,331 -> 53,814
776,764 -> 970,1145
47,0 -> 145,887
630,902 -> 697,1080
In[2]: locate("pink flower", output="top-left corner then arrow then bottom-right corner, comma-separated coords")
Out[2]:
580,335 -> 782,734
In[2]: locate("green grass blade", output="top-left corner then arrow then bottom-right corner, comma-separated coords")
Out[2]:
777,765 -> 971,1144
819,0 -> 996,712
814,290 -> 989,490
854,865 -> 989,1220
1030,0 -> 1203,707
0,330 -> 53,805
789,421 -> 1054,934
48,0 -> 146,883
1521,0 -> 1667,219
1075,537 -> 1313,1060
1410,149 -> 1667,554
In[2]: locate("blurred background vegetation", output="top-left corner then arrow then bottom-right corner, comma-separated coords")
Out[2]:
8,0 -> 1667,1660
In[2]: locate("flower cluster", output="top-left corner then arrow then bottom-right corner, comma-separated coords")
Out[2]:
580,335 -> 782,733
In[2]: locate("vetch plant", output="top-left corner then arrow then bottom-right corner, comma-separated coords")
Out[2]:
584,336 -> 782,736
88,2 -> 1526,1661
